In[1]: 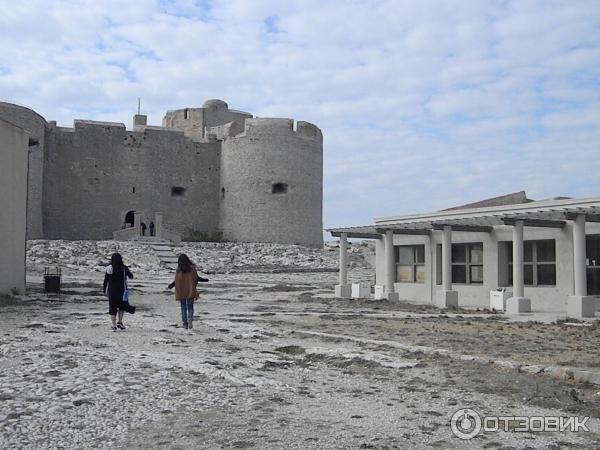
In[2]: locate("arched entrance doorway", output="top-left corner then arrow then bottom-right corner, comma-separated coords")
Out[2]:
125,210 -> 135,228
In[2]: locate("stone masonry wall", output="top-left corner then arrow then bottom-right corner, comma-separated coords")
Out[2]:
43,121 -> 221,240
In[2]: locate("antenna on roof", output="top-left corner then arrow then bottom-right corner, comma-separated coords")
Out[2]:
137,97 -> 141,115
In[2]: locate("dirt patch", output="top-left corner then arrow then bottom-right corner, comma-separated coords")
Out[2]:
288,314 -> 600,369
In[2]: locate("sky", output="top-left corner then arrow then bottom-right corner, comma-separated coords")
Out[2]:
1,0 -> 599,230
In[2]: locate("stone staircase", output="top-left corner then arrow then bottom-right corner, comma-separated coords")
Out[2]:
130,237 -> 179,270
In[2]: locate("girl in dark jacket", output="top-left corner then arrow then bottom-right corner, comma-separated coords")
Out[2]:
103,252 -> 135,331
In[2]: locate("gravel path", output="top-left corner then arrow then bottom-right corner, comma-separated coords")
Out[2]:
2,269 -> 600,448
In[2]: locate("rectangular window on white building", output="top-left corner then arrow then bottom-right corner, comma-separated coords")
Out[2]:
436,243 -> 483,285
452,243 -> 483,284
396,245 -> 425,283
506,239 -> 556,286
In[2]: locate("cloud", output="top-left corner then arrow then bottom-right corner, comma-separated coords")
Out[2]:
0,0 -> 599,233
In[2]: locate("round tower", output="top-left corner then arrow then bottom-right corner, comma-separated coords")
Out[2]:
0,102 -> 47,239
219,118 -> 323,247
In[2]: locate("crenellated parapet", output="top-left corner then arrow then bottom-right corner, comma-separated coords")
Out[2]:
233,117 -> 323,143
74,119 -> 126,128
205,121 -> 244,141
296,121 -> 323,141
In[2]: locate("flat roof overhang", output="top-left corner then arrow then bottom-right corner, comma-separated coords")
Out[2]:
327,204 -> 600,238
327,226 -> 382,239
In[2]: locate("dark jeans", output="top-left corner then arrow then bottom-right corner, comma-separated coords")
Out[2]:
180,299 -> 194,325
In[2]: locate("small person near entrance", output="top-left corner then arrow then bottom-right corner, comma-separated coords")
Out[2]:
149,221 -> 155,237
140,222 -> 147,236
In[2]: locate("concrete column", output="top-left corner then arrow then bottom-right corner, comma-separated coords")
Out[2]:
334,233 -> 351,298
507,220 -> 531,314
339,233 -> 348,286
436,225 -> 458,308
385,230 -> 394,292
383,229 -> 399,301
374,238 -> 385,299
568,215 -> 595,318
442,225 -> 452,291
573,214 -> 587,297
154,212 -> 163,238
512,220 -> 524,298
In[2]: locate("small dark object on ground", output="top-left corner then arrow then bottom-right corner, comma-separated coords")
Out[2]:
44,267 -> 61,294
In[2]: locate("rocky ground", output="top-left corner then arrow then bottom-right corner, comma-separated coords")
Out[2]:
1,240 -> 599,449
26,240 -> 373,277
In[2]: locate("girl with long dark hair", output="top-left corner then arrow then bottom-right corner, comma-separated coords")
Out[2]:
168,254 -> 200,329
103,252 -> 135,331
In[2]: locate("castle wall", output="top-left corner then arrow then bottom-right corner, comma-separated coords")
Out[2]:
219,118 -> 323,247
0,102 -> 46,239
43,121 -> 221,240
0,99 -> 324,246
162,99 -> 252,140
0,119 -> 29,293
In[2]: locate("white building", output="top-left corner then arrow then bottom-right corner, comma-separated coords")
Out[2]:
328,193 -> 600,319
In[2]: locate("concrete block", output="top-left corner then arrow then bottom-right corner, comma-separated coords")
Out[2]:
334,284 -> 351,298
351,283 -> 371,299
506,297 -> 531,314
436,290 -> 458,309
374,285 -> 385,300
567,295 -> 596,319
489,288 -> 512,311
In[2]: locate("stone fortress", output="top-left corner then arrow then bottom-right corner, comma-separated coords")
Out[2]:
0,99 -> 323,247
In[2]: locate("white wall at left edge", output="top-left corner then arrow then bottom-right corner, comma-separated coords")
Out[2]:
0,118 -> 29,294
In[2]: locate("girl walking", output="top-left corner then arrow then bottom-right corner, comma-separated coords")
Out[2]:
103,252 -> 136,331
168,254 -> 200,329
